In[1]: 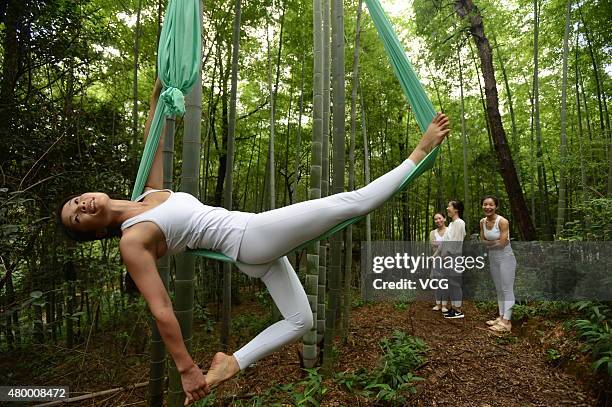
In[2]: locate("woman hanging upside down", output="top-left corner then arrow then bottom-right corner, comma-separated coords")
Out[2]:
57,78 -> 450,405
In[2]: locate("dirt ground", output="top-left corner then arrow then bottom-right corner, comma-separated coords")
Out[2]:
2,298 -> 605,406
206,300 -> 601,407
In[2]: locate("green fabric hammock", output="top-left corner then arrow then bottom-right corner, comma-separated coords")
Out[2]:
131,0 -> 201,200
132,0 -> 439,264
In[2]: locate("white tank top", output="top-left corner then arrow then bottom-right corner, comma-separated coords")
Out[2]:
121,189 -> 254,260
482,215 -> 502,241
434,229 -> 444,242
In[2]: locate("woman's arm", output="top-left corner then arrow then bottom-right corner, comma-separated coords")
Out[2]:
144,78 -> 165,192
487,218 -> 510,249
480,218 -> 498,248
430,230 -> 438,252
120,235 -> 209,403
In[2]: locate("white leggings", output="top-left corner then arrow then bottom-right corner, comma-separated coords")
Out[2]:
232,158 -> 416,369
489,246 -> 516,320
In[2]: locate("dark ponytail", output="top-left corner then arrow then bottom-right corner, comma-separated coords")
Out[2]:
449,199 -> 464,219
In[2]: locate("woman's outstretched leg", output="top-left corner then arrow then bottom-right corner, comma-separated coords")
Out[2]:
205,257 -> 312,386
238,113 -> 450,265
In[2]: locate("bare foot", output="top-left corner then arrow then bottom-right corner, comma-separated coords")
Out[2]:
205,352 -> 240,388
408,112 -> 450,164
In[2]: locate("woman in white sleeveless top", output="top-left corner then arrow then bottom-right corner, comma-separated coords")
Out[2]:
480,195 -> 517,333
56,78 -> 452,403
429,213 -> 447,312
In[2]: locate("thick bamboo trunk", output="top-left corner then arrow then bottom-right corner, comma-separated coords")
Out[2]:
342,0 -> 363,342
324,0 -> 345,371
302,0 -> 324,369
220,0 -> 241,352
168,37 -> 203,407
555,0 -> 571,238
359,81 -> 372,272
148,116 -> 175,407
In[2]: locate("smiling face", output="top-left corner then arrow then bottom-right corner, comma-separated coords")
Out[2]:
60,192 -> 112,234
433,213 -> 446,228
446,202 -> 456,217
481,196 -> 499,216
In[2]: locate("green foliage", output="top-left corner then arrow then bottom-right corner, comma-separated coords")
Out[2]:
232,312 -> 269,344
193,304 -> 215,334
495,335 -> 518,346
559,198 -> 612,241
393,301 -> 408,311
546,348 -> 562,362
337,330 -> 427,405
255,289 -> 272,308
352,297 -> 374,308
191,390 -> 217,406
290,368 -> 328,406
511,301 -> 573,320
570,302 -> 611,376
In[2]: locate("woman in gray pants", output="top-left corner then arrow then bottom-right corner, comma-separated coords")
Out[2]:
480,195 -> 517,333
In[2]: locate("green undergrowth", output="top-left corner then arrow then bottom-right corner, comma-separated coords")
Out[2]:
194,330 -> 427,407
335,330 -> 427,405
570,301 -> 611,376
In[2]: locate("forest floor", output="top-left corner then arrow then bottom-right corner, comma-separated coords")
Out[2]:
1,296 -> 607,406
204,299 -> 602,407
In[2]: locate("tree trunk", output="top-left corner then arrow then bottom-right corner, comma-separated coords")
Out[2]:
213,50 -> 231,207
555,0 -> 571,238
324,0 -> 345,371
575,44 -> 588,205
318,0 -> 332,346
458,46 -> 471,233
322,0 -> 331,198
148,116 -> 175,407
492,34 -> 519,161
266,14 -> 276,211
132,0 -> 142,152
302,0 -> 323,369
168,5 -> 203,404
343,0 -> 363,343
220,0 -> 241,352
454,0 -> 536,240
360,81 -> 371,272
0,0 -> 26,164
292,50 -> 306,205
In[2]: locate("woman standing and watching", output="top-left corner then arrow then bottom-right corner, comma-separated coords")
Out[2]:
436,200 -> 466,319
480,195 -> 516,333
430,213 -> 448,312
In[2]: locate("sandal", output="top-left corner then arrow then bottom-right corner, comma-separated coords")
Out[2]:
486,316 -> 502,326
489,321 -> 511,332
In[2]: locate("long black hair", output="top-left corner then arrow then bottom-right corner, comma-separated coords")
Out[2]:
56,194 -> 122,242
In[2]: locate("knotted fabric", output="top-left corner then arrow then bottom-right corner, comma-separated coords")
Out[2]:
131,0 -> 202,200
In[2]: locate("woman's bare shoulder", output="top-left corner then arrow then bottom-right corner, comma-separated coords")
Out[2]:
141,188 -> 172,203
120,222 -> 163,248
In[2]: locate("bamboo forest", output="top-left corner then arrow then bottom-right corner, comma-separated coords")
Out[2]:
0,0 -> 610,405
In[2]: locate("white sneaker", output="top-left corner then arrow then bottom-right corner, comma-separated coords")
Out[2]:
432,305 -> 441,311
441,307 -> 449,313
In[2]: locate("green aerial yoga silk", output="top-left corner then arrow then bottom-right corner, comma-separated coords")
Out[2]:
132,0 -> 439,263
131,0 -> 201,200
